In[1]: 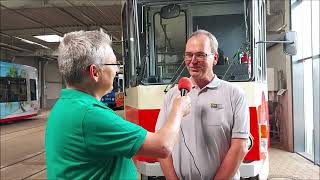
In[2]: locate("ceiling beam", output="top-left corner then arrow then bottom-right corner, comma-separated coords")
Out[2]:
64,0 -> 96,24
1,24 -> 121,45
0,4 -> 64,36
49,3 -> 89,28
7,45 -> 123,61
0,43 -> 33,52
0,32 -> 57,52
0,46 -> 20,52
0,0 -> 124,9
89,1 -> 119,26
1,25 -> 121,32
64,0 -> 120,41
1,26 -> 122,42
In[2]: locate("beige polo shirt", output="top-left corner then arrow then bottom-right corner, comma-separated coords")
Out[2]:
155,76 -> 249,180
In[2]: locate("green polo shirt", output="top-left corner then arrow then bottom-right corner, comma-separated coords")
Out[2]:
45,89 -> 147,180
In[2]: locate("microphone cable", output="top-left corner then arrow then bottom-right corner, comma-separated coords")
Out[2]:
180,126 -> 203,179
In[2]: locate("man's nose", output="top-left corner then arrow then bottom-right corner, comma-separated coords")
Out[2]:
190,55 -> 198,63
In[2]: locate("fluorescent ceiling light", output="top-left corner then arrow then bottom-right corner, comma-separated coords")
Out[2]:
34,34 -> 62,43
15,36 -> 50,49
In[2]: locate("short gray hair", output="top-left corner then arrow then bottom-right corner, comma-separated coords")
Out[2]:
58,30 -> 112,84
189,29 -> 219,53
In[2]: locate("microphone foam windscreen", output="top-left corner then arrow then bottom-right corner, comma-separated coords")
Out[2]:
178,77 -> 192,92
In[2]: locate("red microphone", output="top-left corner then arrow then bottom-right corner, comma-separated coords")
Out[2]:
178,77 -> 192,96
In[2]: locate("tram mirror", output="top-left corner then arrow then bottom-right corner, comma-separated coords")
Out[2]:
283,31 -> 297,56
160,4 -> 180,19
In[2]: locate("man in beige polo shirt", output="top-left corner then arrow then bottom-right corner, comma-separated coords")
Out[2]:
156,29 -> 250,180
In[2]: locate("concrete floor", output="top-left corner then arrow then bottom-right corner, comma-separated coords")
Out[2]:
1,110 -> 319,180
1,113 -> 47,179
269,148 -> 319,180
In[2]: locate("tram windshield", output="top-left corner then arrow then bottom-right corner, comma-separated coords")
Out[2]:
139,1 -> 255,85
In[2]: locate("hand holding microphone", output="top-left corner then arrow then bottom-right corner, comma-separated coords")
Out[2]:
172,77 -> 192,117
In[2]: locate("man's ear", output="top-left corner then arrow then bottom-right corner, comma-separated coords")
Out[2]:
88,64 -> 100,82
213,52 -> 219,66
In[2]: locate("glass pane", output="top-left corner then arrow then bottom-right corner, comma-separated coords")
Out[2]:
0,77 -> 27,102
30,79 -> 37,101
192,2 -> 251,81
0,77 -> 8,102
304,59 -> 314,156
292,0 -> 312,61
154,12 -> 186,83
311,0 -> 320,56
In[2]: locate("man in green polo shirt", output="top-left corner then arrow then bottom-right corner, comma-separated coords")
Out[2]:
45,30 -> 191,180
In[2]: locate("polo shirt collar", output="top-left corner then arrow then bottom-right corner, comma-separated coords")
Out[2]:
190,74 -> 221,89
206,74 -> 221,89
60,88 -> 108,108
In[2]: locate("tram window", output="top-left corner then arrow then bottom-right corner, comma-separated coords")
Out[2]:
0,77 -> 27,102
256,0 -> 267,83
30,79 -> 37,101
154,11 -> 186,81
194,14 -> 246,64
192,6 -> 251,81
0,78 -> 6,102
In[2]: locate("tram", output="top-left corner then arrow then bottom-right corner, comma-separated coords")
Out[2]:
122,0 -> 269,178
0,61 -> 40,123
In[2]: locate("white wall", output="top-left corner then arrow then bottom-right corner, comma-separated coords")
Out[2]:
43,61 -> 63,108
267,44 -> 286,74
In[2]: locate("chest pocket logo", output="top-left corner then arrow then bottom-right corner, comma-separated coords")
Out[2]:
210,103 -> 224,109
204,103 -> 225,126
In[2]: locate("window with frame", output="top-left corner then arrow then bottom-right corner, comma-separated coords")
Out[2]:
153,11 -> 187,83
30,79 -> 37,101
0,77 -> 27,102
192,2 -> 251,81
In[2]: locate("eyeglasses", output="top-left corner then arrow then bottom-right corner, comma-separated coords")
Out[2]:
101,61 -> 122,69
184,52 -> 214,63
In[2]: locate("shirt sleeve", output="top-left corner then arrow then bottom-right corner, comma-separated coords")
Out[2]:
231,86 -> 250,139
82,107 -> 147,158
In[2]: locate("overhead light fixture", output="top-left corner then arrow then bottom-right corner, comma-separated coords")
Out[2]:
34,34 -> 62,43
15,36 -> 50,49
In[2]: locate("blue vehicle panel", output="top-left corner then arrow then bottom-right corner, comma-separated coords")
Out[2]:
101,91 -> 116,108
